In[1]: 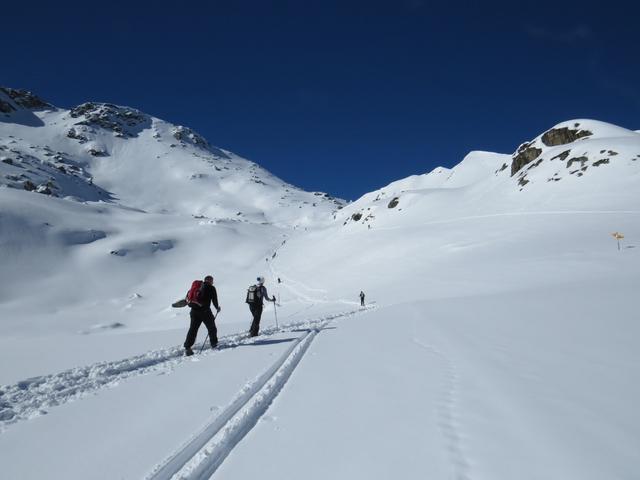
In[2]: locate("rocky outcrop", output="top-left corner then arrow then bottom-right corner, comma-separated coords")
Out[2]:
511,142 -> 542,176
566,156 -> 589,169
87,148 -> 108,157
0,142 -> 110,201
172,126 -> 208,147
550,150 -> 571,161
507,119 -> 638,189
69,103 -> 149,138
541,125 -> 592,147
0,99 -> 16,114
67,128 -> 88,143
0,87 -> 52,110
593,158 -> 610,167
511,123 -> 596,176
171,125 -> 232,158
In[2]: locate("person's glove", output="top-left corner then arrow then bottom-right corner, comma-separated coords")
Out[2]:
272,296 -> 276,302
217,306 -> 221,313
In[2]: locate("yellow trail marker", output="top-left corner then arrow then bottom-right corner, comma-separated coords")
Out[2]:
611,232 -> 625,250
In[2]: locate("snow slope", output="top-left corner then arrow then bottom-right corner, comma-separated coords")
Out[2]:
0,87 -> 344,349
1,88 -> 640,480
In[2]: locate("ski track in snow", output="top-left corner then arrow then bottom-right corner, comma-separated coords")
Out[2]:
413,338 -> 471,480
266,240 -> 358,308
0,309 -> 369,432
146,324 -> 325,480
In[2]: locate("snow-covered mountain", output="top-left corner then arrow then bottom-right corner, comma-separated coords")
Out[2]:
0,87 -> 342,224
1,88 -> 639,480
338,119 -> 640,229
0,86 -> 344,337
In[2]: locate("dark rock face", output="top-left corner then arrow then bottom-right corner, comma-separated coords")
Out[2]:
551,150 -> 571,161
1,143 -> 112,201
387,197 -> 399,208
566,156 -> 589,169
510,125 -> 594,177
36,183 -> 54,195
69,103 -> 149,138
351,212 -> 362,221
511,142 -> 542,176
593,158 -> 610,167
88,148 -> 108,157
172,126 -> 208,148
0,99 -> 16,114
0,87 -> 52,110
67,128 -> 88,143
541,127 -> 592,147
171,125 -> 231,158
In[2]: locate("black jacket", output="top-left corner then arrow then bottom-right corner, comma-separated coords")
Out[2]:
256,285 -> 274,306
191,283 -> 220,311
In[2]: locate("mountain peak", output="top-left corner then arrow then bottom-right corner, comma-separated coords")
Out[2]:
509,119 -> 640,189
0,88 -> 344,225
0,87 -> 54,113
68,102 -> 150,138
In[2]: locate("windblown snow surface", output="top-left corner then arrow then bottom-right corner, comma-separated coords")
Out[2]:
1,91 -> 639,480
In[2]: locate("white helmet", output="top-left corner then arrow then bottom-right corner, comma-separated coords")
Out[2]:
256,276 -> 265,285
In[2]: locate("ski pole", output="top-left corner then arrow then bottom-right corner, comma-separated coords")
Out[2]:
273,301 -> 279,330
199,334 -> 209,354
199,312 -> 217,353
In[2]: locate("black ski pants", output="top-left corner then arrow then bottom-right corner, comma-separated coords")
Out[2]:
249,303 -> 263,337
184,308 -> 218,348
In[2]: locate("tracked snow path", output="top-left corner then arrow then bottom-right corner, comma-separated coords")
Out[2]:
147,326 -> 322,480
0,309 -> 366,430
267,242 -> 358,308
413,338 -> 471,480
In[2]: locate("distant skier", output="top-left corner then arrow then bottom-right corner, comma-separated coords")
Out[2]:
246,276 -> 276,337
359,291 -> 365,307
183,275 -> 221,356
277,277 -> 281,284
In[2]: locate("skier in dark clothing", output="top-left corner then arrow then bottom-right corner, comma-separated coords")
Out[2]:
184,275 -> 221,356
247,276 -> 276,337
359,291 -> 365,307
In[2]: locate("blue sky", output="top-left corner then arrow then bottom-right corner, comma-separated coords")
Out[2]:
4,0 -> 639,200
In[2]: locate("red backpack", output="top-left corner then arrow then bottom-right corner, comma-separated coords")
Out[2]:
186,280 -> 205,307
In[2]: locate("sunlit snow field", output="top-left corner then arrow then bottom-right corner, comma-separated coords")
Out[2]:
1,94 -> 639,479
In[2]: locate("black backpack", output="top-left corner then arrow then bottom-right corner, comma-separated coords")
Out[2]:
246,284 -> 262,304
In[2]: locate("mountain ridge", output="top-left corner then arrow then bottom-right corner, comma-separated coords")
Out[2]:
0,86 -> 344,227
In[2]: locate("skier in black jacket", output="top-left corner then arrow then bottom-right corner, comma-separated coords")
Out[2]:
184,275 -> 221,356
248,276 -> 276,337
